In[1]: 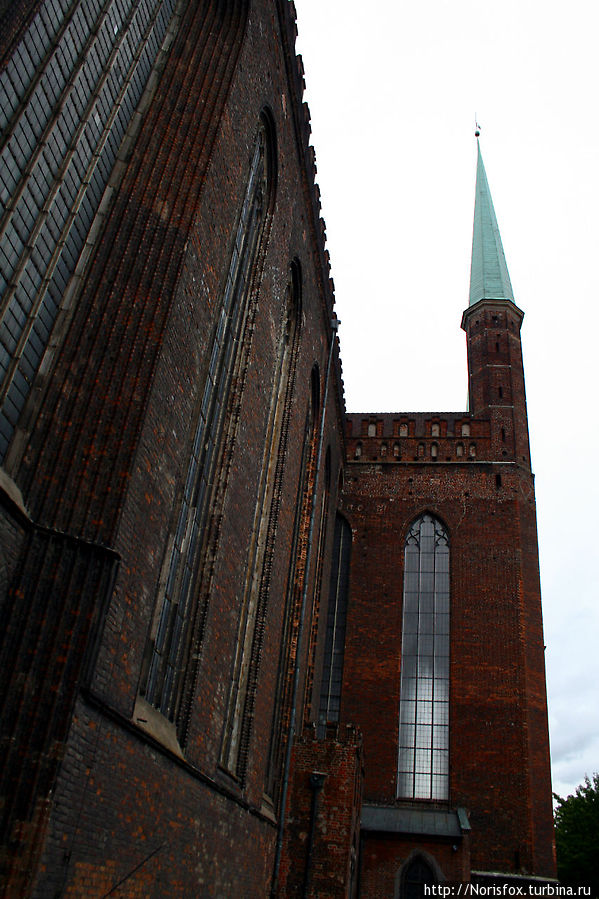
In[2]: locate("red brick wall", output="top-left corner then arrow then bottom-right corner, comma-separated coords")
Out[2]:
341,454 -> 554,880
0,0 -> 554,894
1,0 -> 345,895
340,295 -> 555,885
361,837 -> 471,898
279,726 -> 363,898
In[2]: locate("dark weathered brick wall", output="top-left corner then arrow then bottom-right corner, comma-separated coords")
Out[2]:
0,0 -> 554,893
36,701 -> 278,897
1,0 -> 345,895
279,726 -> 363,898
0,520 -> 118,896
360,836 -> 471,897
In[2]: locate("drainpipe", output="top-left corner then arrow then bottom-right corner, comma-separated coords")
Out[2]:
270,317 -> 340,898
303,771 -> 326,897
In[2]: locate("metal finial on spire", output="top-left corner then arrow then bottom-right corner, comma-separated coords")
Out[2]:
475,116 -> 481,138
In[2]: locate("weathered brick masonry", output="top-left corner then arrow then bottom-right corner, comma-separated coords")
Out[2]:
1,0 -> 344,894
0,0 -> 555,895
340,296 -> 554,891
279,726 -> 363,898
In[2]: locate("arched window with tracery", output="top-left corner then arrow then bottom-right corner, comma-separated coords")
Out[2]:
141,112 -> 276,734
221,257 -> 302,777
265,365 -> 320,802
397,514 -> 450,801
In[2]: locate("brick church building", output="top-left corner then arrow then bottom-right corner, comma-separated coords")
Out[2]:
0,0 -> 555,895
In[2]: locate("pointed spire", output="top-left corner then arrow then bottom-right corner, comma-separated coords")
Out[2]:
469,139 -> 514,306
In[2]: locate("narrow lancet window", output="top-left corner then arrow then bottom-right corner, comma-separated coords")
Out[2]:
265,366 -> 320,802
318,514 -> 352,735
141,116 -> 275,729
221,259 -> 301,777
397,514 -> 449,801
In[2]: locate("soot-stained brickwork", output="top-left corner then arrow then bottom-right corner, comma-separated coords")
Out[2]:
0,0 -> 555,895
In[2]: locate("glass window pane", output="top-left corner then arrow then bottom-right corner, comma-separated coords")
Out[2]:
433,750 -> 449,775
433,702 -> 449,726
431,775 -> 448,800
432,725 -> 448,750
416,701 -> 432,725
414,775 -> 431,799
400,697 -> 416,723
433,679 -> 449,702
416,724 -> 431,748
398,748 -> 413,772
398,514 -> 450,800
404,613 -> 419,634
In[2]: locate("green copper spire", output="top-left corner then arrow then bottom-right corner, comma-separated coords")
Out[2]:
469,140 -> 514,306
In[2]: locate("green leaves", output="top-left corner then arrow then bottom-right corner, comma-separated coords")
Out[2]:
553,773 -> 599,895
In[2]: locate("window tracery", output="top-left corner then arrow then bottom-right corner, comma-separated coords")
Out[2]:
141,116 -> 275,733
397,514 -> 449,801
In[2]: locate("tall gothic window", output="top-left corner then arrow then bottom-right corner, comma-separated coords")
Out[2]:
265,365 -> 320,802
220,259 -> 302,778
397,514 -> 450,801
141,115 -> 275,727
317,513 -> 351,735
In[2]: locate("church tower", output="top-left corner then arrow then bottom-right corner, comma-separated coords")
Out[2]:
0,0 -> 555,890
338,140 -> 556,893
462,139 -> 531,467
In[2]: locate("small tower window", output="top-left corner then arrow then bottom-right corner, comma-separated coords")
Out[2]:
430,442 -> 438,459
355,442 -> 362,459
400,423 -> 408,437
381,443 -> 387,457
368,423 -> 376,437
393,442 -> 400,458
461,423 -> 470,437
417,443 -> 425,458
469,443 -> 476,458
456,442 -> 464,458
501,427 -> 506,442
431,423 -> 440,437
498,385 -> 503,399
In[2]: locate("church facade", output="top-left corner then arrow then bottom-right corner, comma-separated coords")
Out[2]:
0,1 -> 555,896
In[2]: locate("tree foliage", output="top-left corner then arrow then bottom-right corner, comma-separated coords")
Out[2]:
553,773 -> 599,895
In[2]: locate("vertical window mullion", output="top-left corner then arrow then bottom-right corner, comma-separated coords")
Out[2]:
142,129 -> 268,726
398,515 -> 449,801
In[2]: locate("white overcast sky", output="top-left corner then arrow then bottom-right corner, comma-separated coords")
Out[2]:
294,0 -> 599,800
